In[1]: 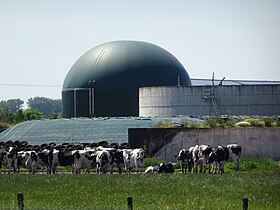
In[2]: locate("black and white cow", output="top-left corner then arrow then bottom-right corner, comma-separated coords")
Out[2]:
208,144 -> 242,173
17,151 -> 33,173
123,148 -> 145,173
157,162 -> 174,173
109,149 -> 124,174
26,150 -> 53,173
131,148 -> 145,173
96,150 -> 111,174
123,149 -> 133,174
0,146 -> 19,174
51,148 -> 75,174
208,146 -> 229,173
73,150 -> 97,174
0,146 -> 9,173
192,144 -> 212,173
144,165 -> 159,174
227,144 -> 242,170
175,147 -> 194,173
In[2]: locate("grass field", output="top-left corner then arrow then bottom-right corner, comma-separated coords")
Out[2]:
0,157 -> 280,210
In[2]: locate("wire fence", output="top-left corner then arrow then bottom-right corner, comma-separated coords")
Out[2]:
4,194 -> 249,210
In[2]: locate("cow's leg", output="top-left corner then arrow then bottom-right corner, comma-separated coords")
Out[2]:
232,155 -> 239,171
236,158 -> 239,171
198,161 -> 203,173
193,160 -> 197,173
8,160 -> 12,174
31,163 -> 36,174
202,160 -> 206,173
141,162 -> 144,174
208,162 -> 213,174
13,159 -> 18,173
110,163 -> 114,174
136,165 -> 138,174
183,163 -> 187,174
187,163 -> 191,173
214,161 -> 219,174
208,163 -> 212,174
187,160 -> 193,173
220,161 -> 225,174
123,162 -> 128,174
4,163 -> 7,174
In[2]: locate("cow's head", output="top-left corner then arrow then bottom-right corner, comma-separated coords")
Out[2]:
137,149 -> 144,162
157,162 -> 167,173
202,146 -> 212,158
207,151 -> 217,163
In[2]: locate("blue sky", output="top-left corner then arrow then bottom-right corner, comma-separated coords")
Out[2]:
0,0 -> 279,103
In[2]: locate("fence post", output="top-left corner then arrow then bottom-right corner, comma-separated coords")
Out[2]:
127,196 -> 133,210
242,198 -> 248,210
17,193 -> 24,210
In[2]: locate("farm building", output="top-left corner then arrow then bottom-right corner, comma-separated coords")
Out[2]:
62,40 -> 191,118
139,82 -> 280,117
1,40 -> 280,156
62,40 -> 280,118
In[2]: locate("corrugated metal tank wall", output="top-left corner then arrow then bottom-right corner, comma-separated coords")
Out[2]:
62,88 -> 139,118
62,88 -> 90,118
139,85 -> 280,117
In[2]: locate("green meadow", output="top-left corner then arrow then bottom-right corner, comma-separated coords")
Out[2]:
0,157 -> 279,209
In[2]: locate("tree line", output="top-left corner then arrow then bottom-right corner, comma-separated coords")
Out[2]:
0,97 -> 62,124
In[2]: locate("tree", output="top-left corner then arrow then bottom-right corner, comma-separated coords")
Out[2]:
27,97 -> 62,117
0,98 -> 24,112
13,109 -> 25,123
24,108 -> 44,121
0,107 -> 13,123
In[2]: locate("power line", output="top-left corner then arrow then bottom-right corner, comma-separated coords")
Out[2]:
0,83 -> 61,87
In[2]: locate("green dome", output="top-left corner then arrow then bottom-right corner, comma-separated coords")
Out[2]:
62,40 -> 191,117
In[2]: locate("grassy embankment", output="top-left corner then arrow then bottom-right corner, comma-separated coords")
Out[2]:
0,157 -> 280,209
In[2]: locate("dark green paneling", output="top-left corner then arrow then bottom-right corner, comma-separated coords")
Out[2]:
62,90 -> 74,118
76,89 -> 90,117
95,88 -> 138,117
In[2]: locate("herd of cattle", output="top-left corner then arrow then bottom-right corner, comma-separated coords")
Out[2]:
0,140 -> 241,174
175,144 -> 242,174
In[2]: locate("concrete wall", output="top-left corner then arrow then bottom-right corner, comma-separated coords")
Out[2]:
128,127 -> 280,161
139,85 -> 280,117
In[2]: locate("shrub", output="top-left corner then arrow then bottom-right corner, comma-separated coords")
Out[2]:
264,118 -> 273,127
203,117 -> 222,128
245,118 -> 265,127
189,122 -> 202,128
181,121 -> 202,128
272,116 -> 280,127
235,121 -> 251,127
155,121 -> 177,128
144,157 -> 163,167
181,121 -> 189,128
224,120 -> 236,127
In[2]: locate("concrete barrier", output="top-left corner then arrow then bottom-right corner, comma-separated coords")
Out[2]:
128,127 -> 280,161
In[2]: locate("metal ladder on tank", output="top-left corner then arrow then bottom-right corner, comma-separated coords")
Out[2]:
210,96 -> 220,115
203,85 -> 220,116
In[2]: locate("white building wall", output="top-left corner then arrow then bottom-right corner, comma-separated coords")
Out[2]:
139,85 -> 280,117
